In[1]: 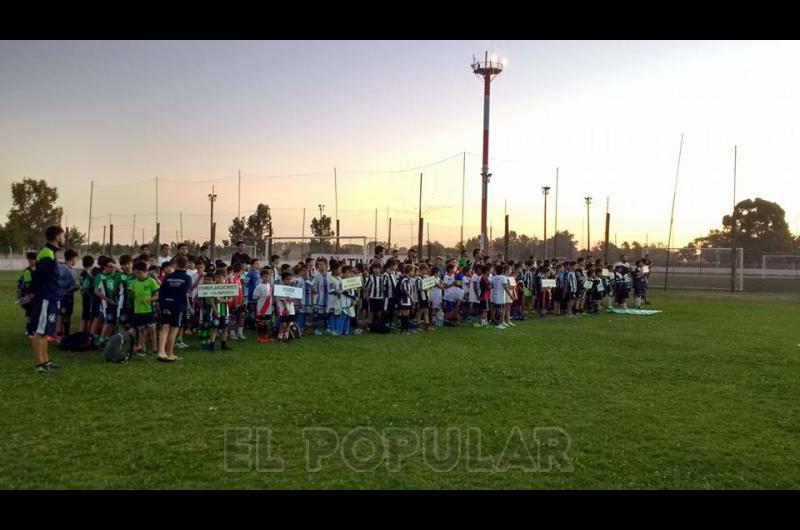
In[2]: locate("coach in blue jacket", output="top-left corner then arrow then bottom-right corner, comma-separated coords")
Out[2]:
28,226 -> 66,373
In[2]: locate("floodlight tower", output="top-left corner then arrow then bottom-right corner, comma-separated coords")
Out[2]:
472,51 -> 506,254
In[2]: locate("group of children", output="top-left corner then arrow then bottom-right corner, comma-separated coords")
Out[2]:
17,246 -> 652,361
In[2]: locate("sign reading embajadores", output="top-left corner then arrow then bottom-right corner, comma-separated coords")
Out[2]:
197,283 -> 241,298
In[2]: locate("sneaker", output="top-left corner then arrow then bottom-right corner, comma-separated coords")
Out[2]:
472,322 -> 482,328
35,364 -> 53,374
495,324 -> 506,330
506,321 -> 516,327
228,334 -> 238,341
237,331 -> 246,340
176,341 -> 189,348
313,330 -> 323,336
353,329 -> 364,336
44,361 -> 61,370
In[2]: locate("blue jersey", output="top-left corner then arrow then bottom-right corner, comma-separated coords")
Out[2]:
313,271 -> 328,308
159,270 -> 191,310
245,270 -> 261,300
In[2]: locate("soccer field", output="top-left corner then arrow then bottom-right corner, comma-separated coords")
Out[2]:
1,270 -> 799,489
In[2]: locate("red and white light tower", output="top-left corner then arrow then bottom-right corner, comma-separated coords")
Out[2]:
471,51 -> 506,254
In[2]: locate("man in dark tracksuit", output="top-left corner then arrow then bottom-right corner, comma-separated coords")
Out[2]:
28,226 -> 66,373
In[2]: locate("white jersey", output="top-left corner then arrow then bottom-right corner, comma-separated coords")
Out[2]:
490,274 -> 508,305
468,274 -> 480,303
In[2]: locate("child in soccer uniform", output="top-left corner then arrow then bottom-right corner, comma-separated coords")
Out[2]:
551,262 -> 563,316
339,266 -> 358,336
613,265 -> 629,309
366,262 -> 384,325
564,261 -> 577,317
415,264 -> 433,332
326,262 -> 343,335
225,262 -> 246,340
79,255 -> 95,333
536,265 -> 553,319
115,254 -> 135,330
275,270 -> 297,342
633,260 -> 648,309
587,267 -> 603,314
253,269 -> 273,343
129,260 -> 160,355
295,263 -> 312,335
94,257 -> 120,345
312,258 -> 329,336
476,265 -> 491,327
574,257 -> 586,316
207,270 -> 232,351
381,258 -> 398,328
503,264 -> 515,327
442,264 -> 459,326
397,264 -> 414,334
56,249 -> 79,341
466,265 -> 480,321
490,264 -> 511,329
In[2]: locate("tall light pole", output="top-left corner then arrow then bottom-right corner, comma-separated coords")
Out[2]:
471,51 -> 506,255
542,186 -> 550,259
585,196 -> 592,253
208,186 -> 217,259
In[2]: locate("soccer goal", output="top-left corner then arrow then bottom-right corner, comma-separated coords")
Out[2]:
761,254 -> 800,279
638,247 -> 744,291
265,236 -> 371,266
214,244 -> 260,263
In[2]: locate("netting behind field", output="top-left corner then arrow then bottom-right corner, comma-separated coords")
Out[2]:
632,247 -> 744,291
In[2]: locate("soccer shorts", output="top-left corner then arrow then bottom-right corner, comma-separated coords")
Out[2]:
280,314 -> 295,323
81,293 -> 93,321
91,296 -> 102,319
59,294 -> 74,317
493,302 -> 505,310
27,297 -> 59,336
443,300 -> 456,312
132,312 -> 155,329
118,307 -> 132,326
103,304 -> 118,325
159,307 -> 184,327
369,299 -> 384,313
479,299 -> 490,312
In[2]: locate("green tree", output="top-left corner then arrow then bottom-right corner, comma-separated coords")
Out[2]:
0,222 -> 25,253
310,215 -> 334,253
65,226 -> 86,250
7,178 -> 63,248
246,204 -> 272,249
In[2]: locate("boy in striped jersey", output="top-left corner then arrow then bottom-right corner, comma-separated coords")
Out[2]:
415,264 -> 433,331
366,262 -> 383,325
253,269 -> 273,343
327,262 -> 343,335
295,263 -> 312,335
311,257 -> 329,336
397,264 -> 414,334
381,258 -> 398,328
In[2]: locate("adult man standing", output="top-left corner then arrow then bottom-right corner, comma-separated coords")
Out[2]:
404,247 -> 416,265
197,245 -> 213,269
231,241 -> 251,268
157,244 -> 172,266
369,245 -> 385,269
28,226 -> 66,373
135,244 -> 151,264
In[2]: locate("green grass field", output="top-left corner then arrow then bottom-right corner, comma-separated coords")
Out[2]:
1,270 -> 799,489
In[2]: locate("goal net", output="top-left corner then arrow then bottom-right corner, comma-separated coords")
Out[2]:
214,244 -> 260,264
761,254 -> 800,279
634,247 -> 744,291
264,236 -> 371,267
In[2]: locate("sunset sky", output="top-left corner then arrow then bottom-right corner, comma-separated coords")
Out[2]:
2,40 -> 799,249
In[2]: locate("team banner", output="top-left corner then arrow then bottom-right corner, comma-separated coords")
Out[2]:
642,265 -> 650,274
311,253 -> 366,266
421,276 -> 436,290
508,277 -> 517,287
341,276 -> 363,290
583,280 -> 593,290
197,283 -> 240,298
541,279 -> 556,288
601,268 -> 610,277
274,284 -> 304,299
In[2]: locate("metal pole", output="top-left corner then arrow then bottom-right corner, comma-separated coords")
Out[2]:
210,222 -> 216,261
585,197 -> 592,253
109,224 -> 114,253
87,180 -> 94,249
301,208 -> 306,258
427,222 -> 431,261
334,167 -> 339,252
388,218 -> 392,249
604,197 -> 610,264
504,213 -> 509,260
665,133 -> 684,291
542,187 -> 550,260
418,172 -> 423,257
132,214 -> 136,248
553,167 -> 559,258
102,225 -> 106,255
418,217 -> 424,263
480,54 -> 491,255
238,169 -> 241,219
460,151 -> 466,251
155,177 -> 159,235
731,144 -> 737,292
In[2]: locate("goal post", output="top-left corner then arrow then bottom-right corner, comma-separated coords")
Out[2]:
265,236 -> 371,266
761,254 -> 800,280
639,247 -> 744,291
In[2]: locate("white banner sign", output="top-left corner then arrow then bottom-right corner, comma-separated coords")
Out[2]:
274,284 -> 304,299
541,279 -> 556,288
421,276 -> 436,290
508,277 -> 517,287
583,279 -> 594,290
601,268 -> 610,277
341,276 -> 363,290
197,283 -> 240,298
642,265 -> 650,274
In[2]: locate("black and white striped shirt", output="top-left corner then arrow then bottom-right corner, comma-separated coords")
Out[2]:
367,273 -> 383,299
382,271 -> 397,310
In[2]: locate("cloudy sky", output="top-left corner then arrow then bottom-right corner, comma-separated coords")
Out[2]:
2,40 -> 798,249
